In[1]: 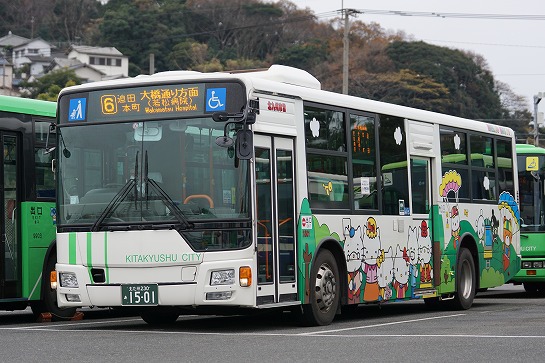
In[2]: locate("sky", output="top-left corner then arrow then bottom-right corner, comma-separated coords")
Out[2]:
284,0 -> 545,111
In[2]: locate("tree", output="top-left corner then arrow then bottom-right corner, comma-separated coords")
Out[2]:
21,68 -> 81,99
494,80 -> 532,142
97,0 -> 190,75
49,0 -> 102,43
386,41 -> 504,120
351,69 -> 452,114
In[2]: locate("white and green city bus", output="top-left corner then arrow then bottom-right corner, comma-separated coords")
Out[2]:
53,65 -> 520,325
0,95 -> 76,319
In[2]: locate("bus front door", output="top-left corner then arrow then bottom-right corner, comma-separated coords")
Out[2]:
254,135 -> 298,305
1,133 -> 20,299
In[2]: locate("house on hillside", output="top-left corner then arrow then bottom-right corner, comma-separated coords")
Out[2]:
0,56 -> 15,96
12,37 -> 54,71
0,32 -> 130,89
49,57 -> 105,83
68,45 -> 129,79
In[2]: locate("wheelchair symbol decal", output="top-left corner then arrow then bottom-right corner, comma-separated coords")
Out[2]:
206,88 -> 226,112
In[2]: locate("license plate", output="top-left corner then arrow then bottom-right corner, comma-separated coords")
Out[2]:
121,284 -> 158,306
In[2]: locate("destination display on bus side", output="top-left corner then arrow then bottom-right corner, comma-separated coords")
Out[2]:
58,81 -> 246,123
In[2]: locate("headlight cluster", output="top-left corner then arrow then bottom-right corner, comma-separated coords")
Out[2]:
59,272 -> 79,288
210,269 -> 235,286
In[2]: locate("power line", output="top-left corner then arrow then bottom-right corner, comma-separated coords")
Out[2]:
348,9 -> 545,21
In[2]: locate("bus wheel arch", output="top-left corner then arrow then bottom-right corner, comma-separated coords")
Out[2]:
301,239 -> 345,326
30,241 -> 77,320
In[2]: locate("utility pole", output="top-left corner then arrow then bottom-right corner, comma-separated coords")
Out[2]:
342,8 -> 360,95
342,8 -> 349,95
534,92 -> 544,146
149,53 -> 155,75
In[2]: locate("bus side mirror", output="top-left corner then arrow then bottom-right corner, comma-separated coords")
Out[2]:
236,129 -> 253,160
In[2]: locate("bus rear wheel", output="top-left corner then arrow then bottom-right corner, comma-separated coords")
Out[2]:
450,248 -> 476,310
302,249 -> 340,326
31,252 -> 77,320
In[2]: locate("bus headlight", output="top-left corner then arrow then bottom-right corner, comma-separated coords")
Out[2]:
59,272 -> 79,288
210,269 -> 235,285
522,261 -> 532,269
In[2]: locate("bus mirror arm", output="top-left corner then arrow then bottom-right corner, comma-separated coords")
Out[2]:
44,122 -> 56,154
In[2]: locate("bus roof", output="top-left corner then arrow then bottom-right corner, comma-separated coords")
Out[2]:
516,144 -> 545,155
0,95 -> 56,118
57,65 -> 515,139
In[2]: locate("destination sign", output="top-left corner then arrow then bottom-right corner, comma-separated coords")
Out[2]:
59,81 -> 246,123
92,84 -> 204,122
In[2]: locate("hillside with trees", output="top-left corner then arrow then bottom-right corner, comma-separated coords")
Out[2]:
0,0 -> 531,138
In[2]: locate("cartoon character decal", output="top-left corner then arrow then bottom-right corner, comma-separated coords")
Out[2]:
362,217 -> 384,302
450,205 -> 461,249
418,221 -> 433,288
342,218 -> 363,304
407,226 -> 420,295
377,246 -> 394,301
296,160 -> 521,306
440,170 -> 462,249
393,244 -> 410,299
498,192 -> 520,275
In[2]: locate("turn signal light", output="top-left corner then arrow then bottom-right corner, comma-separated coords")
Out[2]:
50,271 -> 58,290
239,266 -> 252,287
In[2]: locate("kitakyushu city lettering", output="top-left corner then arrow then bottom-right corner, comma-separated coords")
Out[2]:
125,253 -> 202,263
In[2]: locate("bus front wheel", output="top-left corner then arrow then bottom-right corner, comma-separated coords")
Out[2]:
523,282 -> 545,296
450,248 -> 476,310
31,252 -> 77,320
302,249 -> 340,326
140,307 -> 180,325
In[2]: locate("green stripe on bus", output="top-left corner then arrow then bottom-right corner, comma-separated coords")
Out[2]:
69,233 -> 77,265
87,232 -> 93,281
104,232 -> 109,283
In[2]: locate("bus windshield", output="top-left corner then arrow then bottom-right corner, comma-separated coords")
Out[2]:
518,153 -> 545,231
57,117 -> 250,231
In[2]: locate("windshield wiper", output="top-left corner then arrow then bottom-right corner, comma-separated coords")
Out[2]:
90,178 -> 137,232
144,150 -> 192,230
146,177 -> 193,230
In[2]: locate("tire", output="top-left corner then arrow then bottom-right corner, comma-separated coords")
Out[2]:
523,282 -> 539,294
524,282 -> 545,297
31,251 -> 77,320
450,248 -> 476,310
140,308 -> 180,325
423,296 -> 442,309
302,249 -> 340,326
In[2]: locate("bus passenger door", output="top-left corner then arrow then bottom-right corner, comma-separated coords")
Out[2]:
406,118 -> 438,294
254,135 -> 298,305
410,157 -> 435,293
1,132 -> 20,299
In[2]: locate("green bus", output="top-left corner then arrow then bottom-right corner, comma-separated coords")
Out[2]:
510,144 -> 545,295
0,95 -> 76,319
